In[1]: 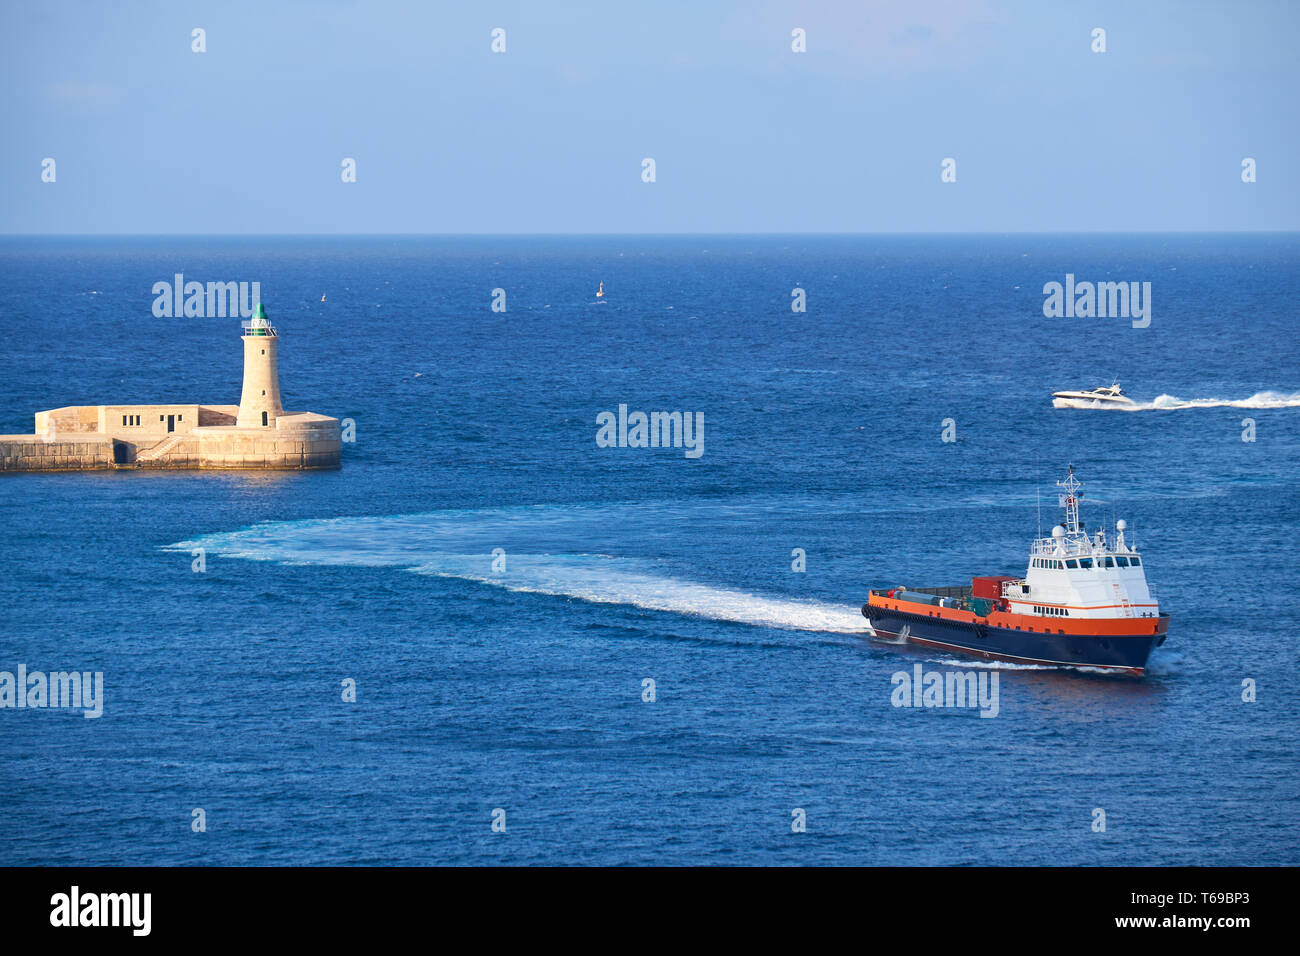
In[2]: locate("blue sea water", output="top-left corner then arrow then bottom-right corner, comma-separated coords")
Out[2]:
1,234 -> 1297,866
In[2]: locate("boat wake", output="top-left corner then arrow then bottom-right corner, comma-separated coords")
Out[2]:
166,507 -> 870,635
928,657 -> 1058,672
416,554 -> 870,633
1063,390 -> 1300,411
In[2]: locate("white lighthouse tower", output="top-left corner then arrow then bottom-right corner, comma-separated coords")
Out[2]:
236,303 -> 284,428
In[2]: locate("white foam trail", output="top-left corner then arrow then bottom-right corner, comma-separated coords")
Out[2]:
415,555 -> 870,633
1063,391 -> 1300,411
928,656 -> 1058,672
167,513 -> 870,635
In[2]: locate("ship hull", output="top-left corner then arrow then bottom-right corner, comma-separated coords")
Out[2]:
1052,397 -> 1137,409
862,603 -> 1164,676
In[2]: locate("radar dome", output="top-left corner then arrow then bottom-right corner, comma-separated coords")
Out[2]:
1116,519 -> 1127,531
1051,525 -> 1066,539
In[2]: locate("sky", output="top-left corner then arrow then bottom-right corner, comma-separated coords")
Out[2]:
2,0 -> 1298,233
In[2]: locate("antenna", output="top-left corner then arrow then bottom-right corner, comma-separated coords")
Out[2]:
1035,456 -> 1042,540
1037,479 -> 1042,539
1057,463 -> 1083,535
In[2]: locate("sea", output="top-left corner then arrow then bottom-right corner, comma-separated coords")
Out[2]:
1,234 -> 1297,865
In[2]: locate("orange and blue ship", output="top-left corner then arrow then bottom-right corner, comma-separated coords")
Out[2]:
862,466 -> 1169,676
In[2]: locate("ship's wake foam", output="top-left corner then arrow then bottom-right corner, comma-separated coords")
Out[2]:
1068,391 -> 1300,411
166,507 -> 870,635
415,555 -> 870,633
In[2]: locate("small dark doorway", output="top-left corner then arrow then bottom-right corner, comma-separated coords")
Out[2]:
167,414 -> 175,432
262,411 -> 268,426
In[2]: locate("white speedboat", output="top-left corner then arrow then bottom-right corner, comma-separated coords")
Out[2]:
1052,384 -> 1137,409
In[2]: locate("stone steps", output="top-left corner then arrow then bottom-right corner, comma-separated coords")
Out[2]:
136,435 -> 185,462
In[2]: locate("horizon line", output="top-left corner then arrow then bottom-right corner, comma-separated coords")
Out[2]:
3,229 -> 1298,239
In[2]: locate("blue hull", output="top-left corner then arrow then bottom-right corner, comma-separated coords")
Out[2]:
861,603 -> 1165,675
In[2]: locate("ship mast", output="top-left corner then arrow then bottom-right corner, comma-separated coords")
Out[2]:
1057,464 -> 1084,535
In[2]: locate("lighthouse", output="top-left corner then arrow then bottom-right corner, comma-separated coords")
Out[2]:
236,303 -> 284,428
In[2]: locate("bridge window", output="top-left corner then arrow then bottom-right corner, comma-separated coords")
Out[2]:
1115,556 -> 1129,567
122,415 -> 127,426
1103,557 -> 1115,568
1079,558 -> 1093,569
1131,556 -> 1141,566
1066,559 -> 1078,569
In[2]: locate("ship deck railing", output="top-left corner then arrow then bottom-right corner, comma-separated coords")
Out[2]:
869,585 -> 973,600
1030,537 -> 1140,558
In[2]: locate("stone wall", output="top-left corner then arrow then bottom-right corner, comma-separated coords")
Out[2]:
0,436 -> 116,472
197,405 -> 239,427
141,414 -> 342,470
34,406 -> 100,435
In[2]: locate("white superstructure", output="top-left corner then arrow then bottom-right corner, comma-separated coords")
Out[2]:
1052,384 -> 1137,409
1002,466 -> 1159,620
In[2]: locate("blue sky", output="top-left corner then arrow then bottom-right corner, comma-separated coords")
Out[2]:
2,0 -> 1297,233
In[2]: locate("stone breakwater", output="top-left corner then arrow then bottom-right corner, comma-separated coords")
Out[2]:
0,412 -> 340,473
